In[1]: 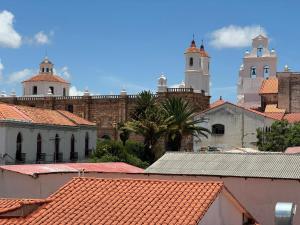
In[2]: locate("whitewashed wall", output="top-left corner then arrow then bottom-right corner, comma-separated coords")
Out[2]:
194,103 -> 275,151
1,122 -> 96,164
23,81 -> 70,96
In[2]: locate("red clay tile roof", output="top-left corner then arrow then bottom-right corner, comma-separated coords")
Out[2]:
0,178 -> 225,224
210,99 -> 225,109
0,103 -> 95,127
185,40 -> 209,57
259,77 -> 278,94
22,74 -> 69,84
283,113 -> 300,123
264,112 -> 285,120
0,198 -> 49,214
0,162 -> 144,176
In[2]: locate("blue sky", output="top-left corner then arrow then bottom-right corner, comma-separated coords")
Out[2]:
1,0 -> 300,102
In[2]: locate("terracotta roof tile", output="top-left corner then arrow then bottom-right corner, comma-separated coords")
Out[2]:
0,103 -> 95,127
210,99 -> 225,109
0,198 -> 49,214
283,113 -> 300,123
0,178 -> 224,224
22,74 -> 69,84
259,77 -> 278,94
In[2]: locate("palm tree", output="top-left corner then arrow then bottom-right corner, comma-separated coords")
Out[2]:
131,90 -> 156,120
162,97 -> 210,151
125,106 -> 170,163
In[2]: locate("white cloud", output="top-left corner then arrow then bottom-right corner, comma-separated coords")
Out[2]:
69,86 -> 84,96
54,66 -> 71,79
7,68 -> 33,83
0,60 -> 4,81
0,10 -> 22,48
34,31 -> 50,45
209,25 -> 267,49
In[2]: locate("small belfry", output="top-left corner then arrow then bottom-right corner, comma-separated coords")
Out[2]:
39,57 -> 54,74
237,34 -> 277,108
184,38 -> 210,95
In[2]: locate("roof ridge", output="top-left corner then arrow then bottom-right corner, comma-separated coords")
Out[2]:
164,151 -> 294,156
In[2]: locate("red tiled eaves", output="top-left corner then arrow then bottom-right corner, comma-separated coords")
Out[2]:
0,178 -> 224,225
0,198 -> 50,214
0,103 -> 95,127
22,74 -> 69,84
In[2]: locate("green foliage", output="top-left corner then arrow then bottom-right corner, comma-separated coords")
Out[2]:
118,122 -> 130,146
162,97 -> 210,151
131,90 -> 156,120
257,120 -> 300,152
91,139 -> 149,168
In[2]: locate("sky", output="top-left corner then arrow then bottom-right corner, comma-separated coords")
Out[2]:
1,0 -> 300,102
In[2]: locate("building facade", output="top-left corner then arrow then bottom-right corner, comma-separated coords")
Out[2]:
184,39 -> 210,95
22,57 -> 70,96
0,103 -> 97,165
237,34 -> 277,108
194,100 -> 277,151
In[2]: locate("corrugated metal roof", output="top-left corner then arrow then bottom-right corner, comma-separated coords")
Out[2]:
145,152 -> 300,179
0,162 -> 144,176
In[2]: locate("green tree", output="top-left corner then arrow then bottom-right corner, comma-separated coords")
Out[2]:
118,122 -> 130,146
125,106 -> 170,163
257,120 -> 290,152
131,90 -> 156,120
162,97 -> 210,151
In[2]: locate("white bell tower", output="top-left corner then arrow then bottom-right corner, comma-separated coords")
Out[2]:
237,34 -> 277,108
184,39 -> 210,95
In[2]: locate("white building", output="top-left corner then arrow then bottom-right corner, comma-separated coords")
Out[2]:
237,34 -> 277,108
22,57 -> 70,96
194,99 -> 278,151
185,39 -> 210,95
0,103 -> 97,164
157,39 -> 210,95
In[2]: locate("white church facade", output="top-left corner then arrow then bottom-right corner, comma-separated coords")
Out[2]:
237,35 -> 277,108
157,39 -> 210,95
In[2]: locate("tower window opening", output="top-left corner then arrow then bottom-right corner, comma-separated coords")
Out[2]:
42,68 -> 45,73
257,45 -> 263,57
46,68 -> 49,73
264,65 -> 270,78
189,57 -> 193,67
250,67 -> 257,78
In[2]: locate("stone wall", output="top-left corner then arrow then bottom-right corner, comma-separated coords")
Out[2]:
0,88 -> 210,151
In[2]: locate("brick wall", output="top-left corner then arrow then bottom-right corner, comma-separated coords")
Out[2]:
0,89 -> 210,151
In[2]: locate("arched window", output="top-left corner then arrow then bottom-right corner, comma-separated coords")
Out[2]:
250,67 -> 257,78
257,44 -> 263,57
63,88 -> 66,96
264,65 -> 270,78
54,134 -> 60,162
85,132 -> 89,157
16,132 -> 24,162
212,124 -> 225,135
189,57 -> 193,67
32,86 -> 37,95
42,68 -> 45,73
46,68 -> 49,73
36,133 -> 42,162
67,104 -> 73,113
49,86 -> 54,94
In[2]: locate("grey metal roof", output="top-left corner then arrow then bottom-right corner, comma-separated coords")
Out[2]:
145,152 -> 300,179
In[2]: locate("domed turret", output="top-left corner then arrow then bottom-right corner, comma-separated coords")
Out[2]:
157,73 -> 167,92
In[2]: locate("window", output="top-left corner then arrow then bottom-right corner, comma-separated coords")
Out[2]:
85,132 -> 89,157
70,134 -> 76,161
49,86 -> 54,94
67,104 -> 73,113
189,57 -> 193,66
250,67 -> 256,78
36,134 -> 42,162
42,68 -> 45,73
46,68 -> 49,73
264,65 -> 270,78
212,124 -> 225,135
199,59 -> 202,68
32,86 -> 37,95
54,134 -> 60,161
257,44 -> 263,57
63,88 -> 66,96
16,132 -> 24,162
